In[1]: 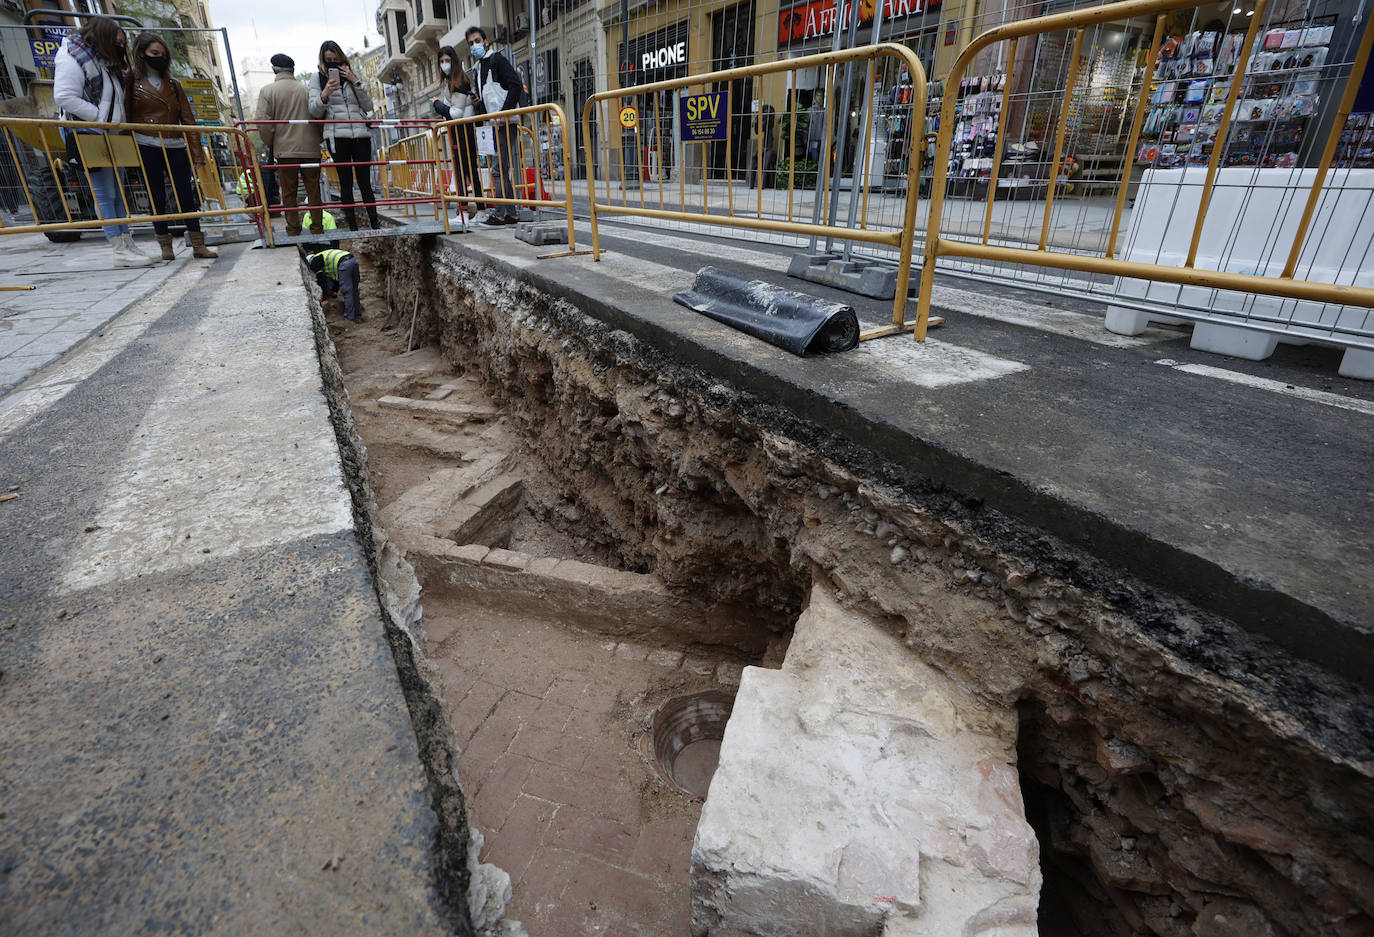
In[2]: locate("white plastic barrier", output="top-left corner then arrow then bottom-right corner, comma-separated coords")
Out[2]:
1106,167 -> 1374,378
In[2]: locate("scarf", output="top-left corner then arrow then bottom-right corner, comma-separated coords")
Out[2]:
64,33 -> 112,119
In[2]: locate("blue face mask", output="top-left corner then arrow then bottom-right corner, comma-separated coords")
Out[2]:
470,43 -> 485,59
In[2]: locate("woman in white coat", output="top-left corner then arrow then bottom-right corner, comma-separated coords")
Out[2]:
432,45 -> 486,222
52,15 -> 156,267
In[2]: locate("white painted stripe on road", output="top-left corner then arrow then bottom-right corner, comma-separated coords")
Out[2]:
58,249 -> 354,593
845,335 -> 1029,389
1155,359 -> 1374,417
930,285 -> 1177,348
0,262 -> 206,441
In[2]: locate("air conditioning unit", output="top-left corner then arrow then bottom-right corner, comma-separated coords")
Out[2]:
515,12 -> 530,31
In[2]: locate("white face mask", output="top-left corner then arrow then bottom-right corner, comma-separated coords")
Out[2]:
470,43 -> 485,59
440,61 -> 451,75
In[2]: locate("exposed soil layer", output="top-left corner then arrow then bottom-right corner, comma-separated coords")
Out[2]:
342,239 -> 1374,937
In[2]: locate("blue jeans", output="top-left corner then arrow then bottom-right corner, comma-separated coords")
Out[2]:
87,166 -> 130,238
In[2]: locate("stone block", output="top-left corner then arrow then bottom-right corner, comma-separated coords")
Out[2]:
514,221 -> 570,247
1190,322 -> 1279,360
647,648 -> 685,669
692,578 -> 1039,936
613,642 -> 650,661
483,548 -> 531,573
450,543 -> 491,565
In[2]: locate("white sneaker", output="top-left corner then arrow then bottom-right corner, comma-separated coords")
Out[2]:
110,234 -> 157,268
472,210 -> 490,224
120,233 -> 154,257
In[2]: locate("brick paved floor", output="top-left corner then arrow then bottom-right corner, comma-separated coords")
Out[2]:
429,601 -> 728,936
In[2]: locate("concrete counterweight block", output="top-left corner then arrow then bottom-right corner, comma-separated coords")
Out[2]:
691,577 -> 1040,937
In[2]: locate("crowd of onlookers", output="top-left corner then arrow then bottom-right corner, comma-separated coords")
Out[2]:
48,14 -> 530,269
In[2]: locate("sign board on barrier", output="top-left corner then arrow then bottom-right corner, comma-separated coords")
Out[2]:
181,78 -> 221,124
30,27 -> 72,70
679,92 -> 728,142
619,105 -> 638,130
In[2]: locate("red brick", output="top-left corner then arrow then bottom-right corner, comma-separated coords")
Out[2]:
629,814 -> 699,885
579,681 -> 621,716
434,658 -> 479,703
509,724 -> 590,771
549,804 -> 638,866
482,792 -> 557,885
425,614 -> 463,648
531,698 -> 574,733
577,734 -> 627,782
545,673 -> 595,708
480,654 -> 559,697
471,753 -> 534,830
511,845 -> 581,913
522,761 -> 642,821
449,679 -> 505,744
559,855 -> 676,926
562,704 -> 611,740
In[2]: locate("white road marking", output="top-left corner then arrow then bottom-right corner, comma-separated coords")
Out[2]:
58,249 -> 354,593
0,262 -> 206,440
1155,359 -> 1374,417
844,335 -> 1029,388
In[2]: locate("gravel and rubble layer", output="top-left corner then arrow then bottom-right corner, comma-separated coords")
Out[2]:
354,234 -> 1374,937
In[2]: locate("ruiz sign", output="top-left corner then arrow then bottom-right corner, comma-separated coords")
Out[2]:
778,0 -> 943,45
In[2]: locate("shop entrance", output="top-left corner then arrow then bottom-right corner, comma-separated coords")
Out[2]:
710,0 -> 756,178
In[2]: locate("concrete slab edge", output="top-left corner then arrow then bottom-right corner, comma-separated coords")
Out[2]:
298,252 -> 523,937
425,235 -> 1371,694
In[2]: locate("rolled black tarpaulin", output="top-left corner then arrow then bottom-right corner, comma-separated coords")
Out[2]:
672,266 -> 861,355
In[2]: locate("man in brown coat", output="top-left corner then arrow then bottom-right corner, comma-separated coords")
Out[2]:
256,53 -> 324,236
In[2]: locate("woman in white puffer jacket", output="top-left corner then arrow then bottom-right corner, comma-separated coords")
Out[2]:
308,40 -> 379,230
432,45 -> 486,222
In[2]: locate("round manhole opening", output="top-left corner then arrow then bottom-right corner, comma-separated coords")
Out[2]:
651,690 -> 735,798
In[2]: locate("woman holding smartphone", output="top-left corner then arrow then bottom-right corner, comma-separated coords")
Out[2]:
308,41 -> 379,230
432,45 -> 486,222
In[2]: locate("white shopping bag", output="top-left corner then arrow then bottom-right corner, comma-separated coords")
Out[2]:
475,126 -> 496,157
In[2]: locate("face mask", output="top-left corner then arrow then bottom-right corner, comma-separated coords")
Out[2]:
440,62 -> 451,75
143,54 -> 166,72
470,43 -> 485,59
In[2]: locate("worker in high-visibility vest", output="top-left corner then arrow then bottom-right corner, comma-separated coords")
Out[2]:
306,249 -> 361,321
302,209 -> 337,233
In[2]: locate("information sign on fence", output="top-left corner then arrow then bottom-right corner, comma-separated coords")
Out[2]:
679,91 -> 728,141
30,26 -> 72,69
181,77 -> 221,124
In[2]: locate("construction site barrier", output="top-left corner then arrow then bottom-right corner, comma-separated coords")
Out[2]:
234,118 -> 445,244
0,116 -> 265,238
582,44 -> 928,341
432,102 -> 580,252
915,0 -> 1374,348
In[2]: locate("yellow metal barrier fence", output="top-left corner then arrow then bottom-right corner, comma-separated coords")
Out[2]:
582,44 -> 929,341
915,0 -> 1374,344
379,128 -> 444,221
432,103 -> 581,254
0,117 -> 267,237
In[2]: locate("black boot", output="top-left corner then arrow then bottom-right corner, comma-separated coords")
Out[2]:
366,208 -> 380,230
344,209 -> 359,231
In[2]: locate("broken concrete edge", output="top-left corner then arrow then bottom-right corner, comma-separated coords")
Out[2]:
405,533 -> 768,657
297,253 -> 522,937
415,235 -> 1374,708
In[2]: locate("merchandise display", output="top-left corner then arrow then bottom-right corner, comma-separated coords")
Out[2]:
1138,17 -> 1332,169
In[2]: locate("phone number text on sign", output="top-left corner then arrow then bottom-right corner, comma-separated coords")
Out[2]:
679,92 -> 728,142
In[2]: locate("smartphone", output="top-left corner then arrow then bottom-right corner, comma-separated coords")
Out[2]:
328,67 -> 340,86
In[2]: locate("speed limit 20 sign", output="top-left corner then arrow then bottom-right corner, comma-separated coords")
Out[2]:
619,105 -> 639,130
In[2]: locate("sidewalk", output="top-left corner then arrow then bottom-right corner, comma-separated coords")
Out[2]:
0,244 -> 458,935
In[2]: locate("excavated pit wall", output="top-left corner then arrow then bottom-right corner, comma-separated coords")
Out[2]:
353,237 -> 1373,937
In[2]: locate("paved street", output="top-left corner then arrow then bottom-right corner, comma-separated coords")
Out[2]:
0,232 -> 198,395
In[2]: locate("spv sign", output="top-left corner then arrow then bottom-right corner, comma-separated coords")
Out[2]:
30,26 -> 73,70
679,91 -> 728,142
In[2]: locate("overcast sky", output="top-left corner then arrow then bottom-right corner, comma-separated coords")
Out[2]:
207,0 -> 384,81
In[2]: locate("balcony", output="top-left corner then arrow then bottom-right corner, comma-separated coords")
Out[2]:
410,0 -> 449,42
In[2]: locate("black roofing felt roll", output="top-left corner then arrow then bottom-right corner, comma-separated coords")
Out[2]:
672,266 -> 860,355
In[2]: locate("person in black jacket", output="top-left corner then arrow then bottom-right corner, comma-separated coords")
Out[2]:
466,26 -> 524,225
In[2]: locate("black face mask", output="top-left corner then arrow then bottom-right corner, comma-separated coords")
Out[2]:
143,54 -> 167,72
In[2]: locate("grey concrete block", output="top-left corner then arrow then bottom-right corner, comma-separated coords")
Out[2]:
514,222 -> 569,247
788,251 -> 899,300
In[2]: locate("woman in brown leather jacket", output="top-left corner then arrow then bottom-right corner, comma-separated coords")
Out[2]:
124,31 -> 216,260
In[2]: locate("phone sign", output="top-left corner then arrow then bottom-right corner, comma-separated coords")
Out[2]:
679,91 -> 728,142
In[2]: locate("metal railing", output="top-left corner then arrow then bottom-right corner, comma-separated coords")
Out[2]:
0,116 -> 266,237
379,126 -> 444,220
581,44 -> 930,341
915,0 -> 1374,347
432,102 -> 581,253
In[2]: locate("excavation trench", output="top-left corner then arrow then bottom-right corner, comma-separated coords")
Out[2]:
306,239 -> 1372,937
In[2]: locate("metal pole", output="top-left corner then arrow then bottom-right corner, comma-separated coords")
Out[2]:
220,27 -> 246,122
823,0 -> 862,253
621,0 -> 634,189
842,0 -> 884,261
808,0 -> 848,251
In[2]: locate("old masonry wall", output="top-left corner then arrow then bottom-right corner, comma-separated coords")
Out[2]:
347,235 -> 1374,937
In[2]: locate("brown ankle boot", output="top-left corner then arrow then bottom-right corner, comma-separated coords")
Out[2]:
189,231 -> 218,259
155,234 -> 175,261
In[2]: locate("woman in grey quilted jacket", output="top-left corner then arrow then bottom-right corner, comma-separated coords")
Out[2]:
308,41 -> 379,230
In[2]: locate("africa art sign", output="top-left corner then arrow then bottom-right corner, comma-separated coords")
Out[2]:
778,0 -> 944,45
